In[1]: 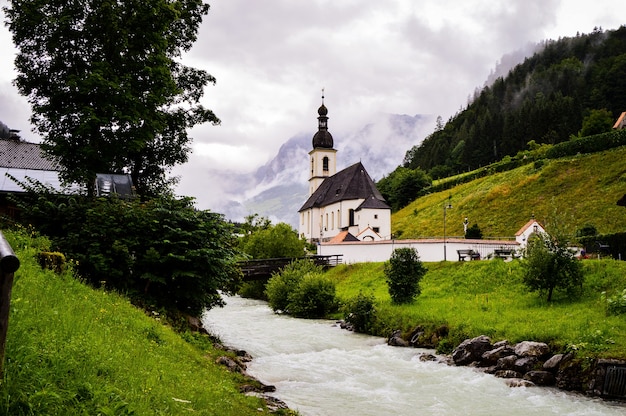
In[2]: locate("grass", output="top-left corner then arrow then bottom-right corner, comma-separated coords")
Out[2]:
328,258 -> 626,358
0,229 -> 289,416
392,146 -> 626,239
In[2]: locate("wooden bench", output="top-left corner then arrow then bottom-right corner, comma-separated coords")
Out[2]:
494,249 -> 514,260
457,249 -> 480,261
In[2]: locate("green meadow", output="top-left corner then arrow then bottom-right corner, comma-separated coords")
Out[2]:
329,258 -> 626,358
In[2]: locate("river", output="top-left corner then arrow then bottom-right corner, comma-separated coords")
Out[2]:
202,296 -> 626,416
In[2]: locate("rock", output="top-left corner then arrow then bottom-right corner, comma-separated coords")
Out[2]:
452,335 -> 492,366
514,356 -> 538,374
524,370 -> 556,386
388,330 -> 409,347
514,341 -> 550,358
504,378 -> 536,388
543,354 -> 564,371
419,353 -> 438,362
495,369 -> 523,379
482,345 -> 516,365
496,355 -> 518,371
492,340 -> 510,349
216,356 -> 246,374
556,358 -> 585,391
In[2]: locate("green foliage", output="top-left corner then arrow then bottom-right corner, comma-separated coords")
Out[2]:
522,231 -> 584,302
265,259 -> 336,318
287,274 -> 337,319
578,108 -> 614,137
4,0 -> 218,197
342,292 -> 377,333
576,224 -> 598,238
465,223 -> 483,239
377,166 -> 431,211
36,251 -> 66,274
384,248 -> 426,304
241,222 -> 305,259
13,183 -> 240,316
602,289 -> 626,316
0,228 -> 276,415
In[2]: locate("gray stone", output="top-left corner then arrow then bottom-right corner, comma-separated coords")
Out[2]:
504,378 -> 536,388
514,341 -> 550,358
452,335 -> 492,366
496,355 -> 518,371
543,354 -> 564,371
495,369 -> 524,379
482,345 -> 515,365
524,370 -> 556,386
514,356 -> 538,374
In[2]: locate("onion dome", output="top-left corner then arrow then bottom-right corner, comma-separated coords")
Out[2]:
312,99 -> 333,149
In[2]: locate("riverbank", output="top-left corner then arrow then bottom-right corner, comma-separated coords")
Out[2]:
0,230 -> 293,415
328,259 -> 626,359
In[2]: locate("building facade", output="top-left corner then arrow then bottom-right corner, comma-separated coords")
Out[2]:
298,99 -> 391,243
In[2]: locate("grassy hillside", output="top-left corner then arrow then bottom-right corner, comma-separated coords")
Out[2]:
0,229 -> 287,415
328,259 -> 626,358
392,147 -> 626,239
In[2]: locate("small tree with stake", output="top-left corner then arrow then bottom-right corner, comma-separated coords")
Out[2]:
384,248 -> 426,304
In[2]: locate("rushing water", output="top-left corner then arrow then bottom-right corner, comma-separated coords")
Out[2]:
202,296 -> 625,416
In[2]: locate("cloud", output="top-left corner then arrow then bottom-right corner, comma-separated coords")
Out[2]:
1,0 -> 624,214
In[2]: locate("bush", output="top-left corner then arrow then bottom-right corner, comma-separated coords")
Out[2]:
37,251 -> 66,274
287,273 -> 337,318
342,292 -> 377,333
603,289 -> 626,316
384,248 -> 426,304
265,259 -> 323,313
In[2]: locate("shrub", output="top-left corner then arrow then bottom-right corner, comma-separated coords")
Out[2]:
342,292 -> 377,333
287,273 -> 337,319
603,289 -> 626,316
384,248 -> 426,304
37,251 -> 66,274
265,259 -> 323,313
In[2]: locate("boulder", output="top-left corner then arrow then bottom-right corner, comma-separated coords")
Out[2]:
524,370 -> 556,386
496,355 -> 518,371
514,356 -> 538,374
452,335 -> 492,366
388,330 -> 409,347
514,341 -> 550,358
482,345 -> 516,365
543,354 -> 564,371
504,378 -> 535,388
216,356 -> 246,374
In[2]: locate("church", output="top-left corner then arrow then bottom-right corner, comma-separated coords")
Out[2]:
298,97 -> 391,243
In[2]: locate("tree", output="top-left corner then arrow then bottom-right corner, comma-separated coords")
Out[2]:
384,248 -> 426,304
241,222 -> 306,259
465,223 -> 483,239
4,0 -> 219,197
377,167 -> 431,211
578,109 -> 613,137
522,231 -> 583,302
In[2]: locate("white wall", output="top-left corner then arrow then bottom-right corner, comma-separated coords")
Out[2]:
318,238 -> 520,263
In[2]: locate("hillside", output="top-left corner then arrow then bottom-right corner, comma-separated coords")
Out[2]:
392,146 -> 626,239
402,26 -> 626,178
0,229 -> 285,415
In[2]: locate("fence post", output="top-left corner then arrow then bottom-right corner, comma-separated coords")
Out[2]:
0,231 -> 20,377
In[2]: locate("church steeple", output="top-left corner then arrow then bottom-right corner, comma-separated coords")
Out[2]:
308,90 -> 337,196
312,89 -> 333,149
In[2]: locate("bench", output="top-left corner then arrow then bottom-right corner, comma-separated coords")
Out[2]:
457,249 -> 480,261
494,249 -> 514,260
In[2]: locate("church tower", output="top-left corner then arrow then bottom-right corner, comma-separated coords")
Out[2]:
308,92 -> 337,196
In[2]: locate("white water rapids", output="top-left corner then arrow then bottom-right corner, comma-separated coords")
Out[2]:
202,296 -> 626,416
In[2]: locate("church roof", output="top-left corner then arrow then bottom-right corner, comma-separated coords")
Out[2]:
0,138 -> 58,170
312,130 -> 334,149
299,161 -> 390,211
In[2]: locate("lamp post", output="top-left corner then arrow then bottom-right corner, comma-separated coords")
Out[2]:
443,197 -> 452,261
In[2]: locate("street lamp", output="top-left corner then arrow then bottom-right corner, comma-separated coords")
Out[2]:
443,197 -> 452,261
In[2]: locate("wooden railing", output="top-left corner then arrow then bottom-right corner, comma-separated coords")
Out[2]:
238,255 -> 342,281
0,231 -> 19,377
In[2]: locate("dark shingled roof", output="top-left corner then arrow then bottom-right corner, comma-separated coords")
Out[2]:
299,161 -> 390,211
0,139 -> 58,170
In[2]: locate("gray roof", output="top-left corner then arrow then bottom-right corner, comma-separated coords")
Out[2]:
299,161 -> 390,211
0,138 -> 58,170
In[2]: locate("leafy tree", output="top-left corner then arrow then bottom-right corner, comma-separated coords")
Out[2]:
342,292 -> 377,333
522,231 -> 583,302
384,248 -> 426,304
241,222 -> 306,259
4,0 -> 219,197
287,273 -> 336,319
12,180 -> 240,316
578,109 -> 614,137
265,259 -> 324,313
377,167 -> 431,211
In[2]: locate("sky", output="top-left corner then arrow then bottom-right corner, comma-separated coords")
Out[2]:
0,0 -> 624,213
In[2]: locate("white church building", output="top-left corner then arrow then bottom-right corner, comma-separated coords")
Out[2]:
298,98 -> 391,243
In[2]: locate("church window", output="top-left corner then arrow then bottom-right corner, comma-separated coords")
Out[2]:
323,156 -> 329,171
349,209 -> 355,226
374,214 -> 378,219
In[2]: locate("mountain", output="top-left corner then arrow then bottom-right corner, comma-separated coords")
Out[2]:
403,26 -> 626,177
222,113 -> 432,227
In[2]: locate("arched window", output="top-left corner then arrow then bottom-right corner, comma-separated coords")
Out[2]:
323,156 -> 329,172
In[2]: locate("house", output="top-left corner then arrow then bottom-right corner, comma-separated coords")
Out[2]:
515,218 -> 546,248
298,98 -> 391,243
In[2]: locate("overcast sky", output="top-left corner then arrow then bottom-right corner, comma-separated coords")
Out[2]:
1,0 -> 624,211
